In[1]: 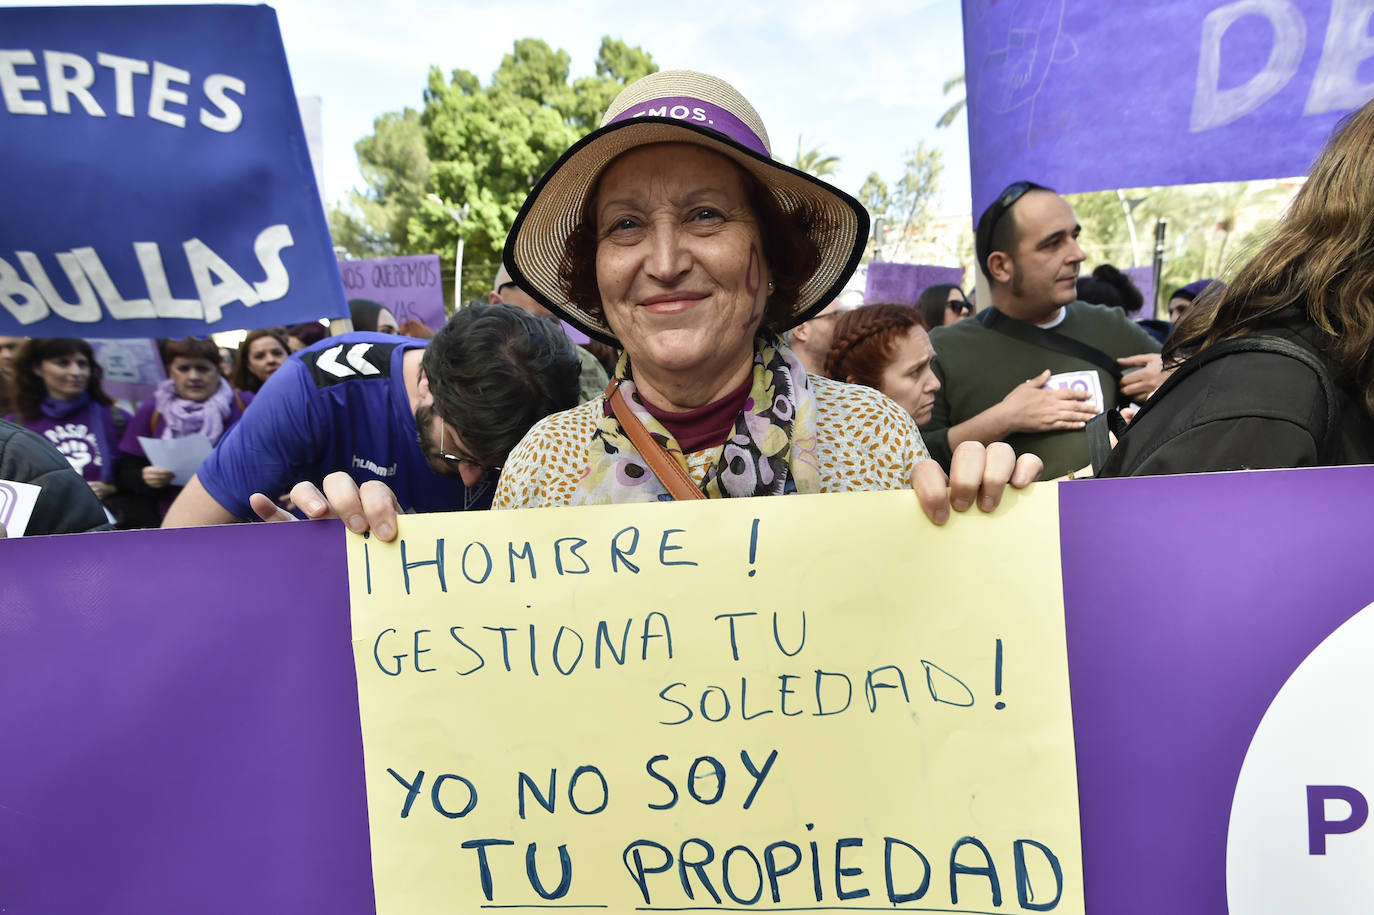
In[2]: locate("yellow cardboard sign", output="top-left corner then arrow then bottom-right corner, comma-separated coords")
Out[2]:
347,487 -> 1081,913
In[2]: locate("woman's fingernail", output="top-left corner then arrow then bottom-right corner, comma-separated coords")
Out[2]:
347,514 -> 367,533
377,522 -> 395,540
981,496 -> 995,511
952,497 -> 971,512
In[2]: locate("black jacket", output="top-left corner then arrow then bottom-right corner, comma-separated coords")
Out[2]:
1097,309 -> 1374,477
0,419 -> 113,536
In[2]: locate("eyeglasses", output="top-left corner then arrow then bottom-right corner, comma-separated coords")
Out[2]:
438,423 -> 501,474
951,300 -> 974,316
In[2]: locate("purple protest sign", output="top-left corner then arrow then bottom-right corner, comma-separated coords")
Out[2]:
1060,465 -> 1374,914
1123,265 -> 1154,320
339,254 -> 446,332
962,0 -> 1374,214
864,262 -> 965,305
0,521 -> 374,912
89,337 -> 165,410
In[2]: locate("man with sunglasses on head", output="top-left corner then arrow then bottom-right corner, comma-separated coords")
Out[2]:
162,304 -> 580,530
920,181 -> 1164,479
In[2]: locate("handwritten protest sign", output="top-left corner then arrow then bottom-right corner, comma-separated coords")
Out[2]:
348,488 -> 1084,913
962,0 -> 1374,213
0,5 -> 346,338
339,254 -> 447,332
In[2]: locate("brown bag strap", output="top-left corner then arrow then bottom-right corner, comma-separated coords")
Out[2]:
604,378 -> 705,501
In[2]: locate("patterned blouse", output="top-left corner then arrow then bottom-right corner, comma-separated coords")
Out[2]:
494,375 -> 929,509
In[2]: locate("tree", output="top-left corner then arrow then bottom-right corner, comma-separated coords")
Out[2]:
328,108 -> 430,256
792,136 -> 840,178
936,73 -> 965,129
1066,180 -> 1294,316
333,37 -> 657,304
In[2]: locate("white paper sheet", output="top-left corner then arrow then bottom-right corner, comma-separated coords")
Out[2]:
138,433 -> 213,487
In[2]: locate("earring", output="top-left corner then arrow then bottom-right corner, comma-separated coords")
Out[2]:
767,281 -> 775,293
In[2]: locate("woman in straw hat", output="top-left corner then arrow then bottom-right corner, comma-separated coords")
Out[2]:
263,70 -> 1040,535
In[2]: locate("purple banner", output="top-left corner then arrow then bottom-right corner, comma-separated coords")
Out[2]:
0,521 -> 374,912
1060,465 -> 1374,914
339,254 -> 446,332
864,262 -> 964,305
963,0 -> 1374,213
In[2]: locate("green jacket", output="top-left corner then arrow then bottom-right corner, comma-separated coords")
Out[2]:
922,302 -> 1160,479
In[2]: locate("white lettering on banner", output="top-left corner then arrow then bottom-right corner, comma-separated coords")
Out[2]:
1192,0 -> 1374,133
1191,0 -> 1307,132
0,48 -> 245,132
0,223 -> 295,326
1304,0 -> 1374,115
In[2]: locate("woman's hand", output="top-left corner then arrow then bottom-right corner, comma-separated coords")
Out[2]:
87,480 -> 116,501
251,471 -> 403,541
141,466 -> 176,489
912,441 -> 1041,525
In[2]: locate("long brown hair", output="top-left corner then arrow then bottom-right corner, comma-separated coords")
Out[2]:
1166,99 -> 1374,413
11,338 -> 112,422
230,328 -> 290,393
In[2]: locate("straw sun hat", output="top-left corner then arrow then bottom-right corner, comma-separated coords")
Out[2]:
505,69 -> 869,346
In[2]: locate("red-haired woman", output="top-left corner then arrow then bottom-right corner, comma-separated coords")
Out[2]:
825,304 -> 943,425
116,338 -> 252,526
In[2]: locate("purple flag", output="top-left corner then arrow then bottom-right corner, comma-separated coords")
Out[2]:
963,0 -> 1374,213
864,262 -> 965,305
340,254 -> 446,332
1060,465 -> 1374,914
0,521 -> 374,912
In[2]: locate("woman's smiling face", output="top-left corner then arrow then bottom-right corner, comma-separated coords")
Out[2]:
594,143 -> 771,390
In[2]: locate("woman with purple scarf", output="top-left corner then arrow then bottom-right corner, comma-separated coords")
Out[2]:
6,337 -> 128,517
115,338 -> 252,527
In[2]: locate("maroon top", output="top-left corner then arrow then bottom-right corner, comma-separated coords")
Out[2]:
639,376 -> 752,452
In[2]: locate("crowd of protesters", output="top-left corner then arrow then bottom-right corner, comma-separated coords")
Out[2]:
4,73 -> 1373,538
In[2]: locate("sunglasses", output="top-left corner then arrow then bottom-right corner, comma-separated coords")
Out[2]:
951,299 -> 974,316
438,423 -> 501,474
984,181 -> 1036,240
977,180 -> 1047,273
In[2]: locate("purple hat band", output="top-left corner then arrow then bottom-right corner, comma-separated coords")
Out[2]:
606,96 -> 770,157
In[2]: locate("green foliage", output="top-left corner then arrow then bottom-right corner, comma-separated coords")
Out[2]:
1066,181 -> 1295,316
331,37 -> 657,305
861,143 -> 944,262
936,73 -> 965,129
791,135 -> 840,178
327,108 -> 429,256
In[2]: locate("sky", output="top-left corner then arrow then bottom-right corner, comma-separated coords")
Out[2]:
262,0 -> 976,213
14,0 -> 976,218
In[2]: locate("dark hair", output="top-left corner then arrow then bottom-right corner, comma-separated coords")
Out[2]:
422,303 -> 581,467
230,328 -> 291,393
12,338 -> 110,421
163,337 -> 221,369
1075,277 -> 1124,311
823,304 -> 925,388
286,321 -> 328,348
975,180 -> 1053,278
1166,98 -> 1374,415
914,283 -> 965,328
1091,264 -> 1144,313
559,146 -> 825,337
349,298 -> 388,332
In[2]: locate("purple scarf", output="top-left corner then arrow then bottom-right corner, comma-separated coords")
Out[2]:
153,377 -> 235,444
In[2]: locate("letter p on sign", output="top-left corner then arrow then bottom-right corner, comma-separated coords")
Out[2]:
1307,785 -> 1368,854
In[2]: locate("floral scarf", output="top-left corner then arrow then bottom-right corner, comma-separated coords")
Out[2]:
572,334 -> 820,504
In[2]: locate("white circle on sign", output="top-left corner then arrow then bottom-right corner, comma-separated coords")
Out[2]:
1226,602 -> 1374,912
